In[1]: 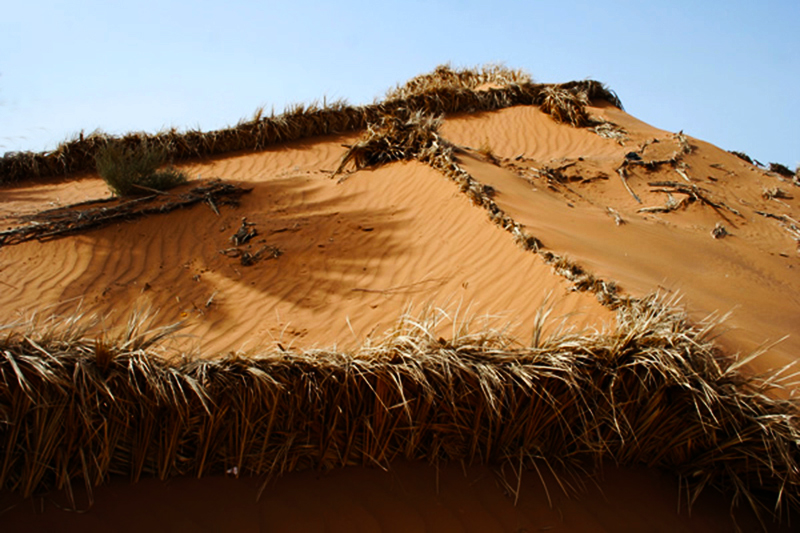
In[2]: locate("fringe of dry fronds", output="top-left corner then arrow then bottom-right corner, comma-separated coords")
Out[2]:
0,101 -> 364,186
768,162 -> 795,179
539,86 -> 591,127
1,66 -> 622,185
0,296 -> 797,523
385,63 -> 533,100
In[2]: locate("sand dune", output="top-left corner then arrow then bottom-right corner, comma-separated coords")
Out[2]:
444,106 -> 800,376
1,68 -> 798,532
441,105 -> 627,162
0,135 -> 610,354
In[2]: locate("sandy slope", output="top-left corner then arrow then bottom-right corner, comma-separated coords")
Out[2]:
0,135 -> 610,355
443,104 -> 800,378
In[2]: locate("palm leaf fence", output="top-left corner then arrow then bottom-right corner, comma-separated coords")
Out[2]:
0,296 -> 797,524
0,65 -> 621,185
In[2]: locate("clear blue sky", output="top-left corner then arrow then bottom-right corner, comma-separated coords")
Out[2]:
2,0 -> 798,167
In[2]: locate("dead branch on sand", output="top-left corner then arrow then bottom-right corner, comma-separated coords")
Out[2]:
615,166 -> 642,203
615,133 -> 696,204
755,211 -> 800,249
643,181 -> 743,223
0,179 -> 251,248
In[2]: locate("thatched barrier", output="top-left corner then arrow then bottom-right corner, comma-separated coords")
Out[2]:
1,298 -> 797,520
0,65 -> 621,186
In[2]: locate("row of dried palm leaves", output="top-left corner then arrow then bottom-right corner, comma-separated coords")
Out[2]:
0,65 -> 621,185
0,296 -> 797,524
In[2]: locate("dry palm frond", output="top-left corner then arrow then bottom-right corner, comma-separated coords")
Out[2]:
0,179 -> 250,248
558,79 -> 624,111
730,150 -> 754,165
754,211 -> 800,248
334,111 -> 446,175
385,63 -> 533,100
0,296 -> 797,524
539,86 -> 591,127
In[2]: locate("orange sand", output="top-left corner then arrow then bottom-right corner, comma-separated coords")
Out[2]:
0,135 -> 610,354
443,104 -> 800,377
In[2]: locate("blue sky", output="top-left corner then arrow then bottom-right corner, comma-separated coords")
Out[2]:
1,0 -> 798,167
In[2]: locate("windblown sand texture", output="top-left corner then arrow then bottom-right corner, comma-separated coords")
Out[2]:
1,65 -> 798,531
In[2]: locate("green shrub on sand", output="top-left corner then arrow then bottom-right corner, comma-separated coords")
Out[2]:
95,141 -> 187,197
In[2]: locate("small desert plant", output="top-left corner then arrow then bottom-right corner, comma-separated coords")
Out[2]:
95,141 -> 187,197
729,150 -> 754,164
477,139 -> 500,164
768,162 -> 794,178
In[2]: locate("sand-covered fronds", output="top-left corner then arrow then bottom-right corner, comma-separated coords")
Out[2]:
385,63 -> 533,100
335,112 -> 446,175
1,66 -> 623,185
95,141 -> 187,197
0,297 -> 797,522
615,133 -> 698,204
590,121 -> 629,143
539,86 -> 591,127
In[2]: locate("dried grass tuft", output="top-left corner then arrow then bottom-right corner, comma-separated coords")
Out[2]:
0,297 -> 797,523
